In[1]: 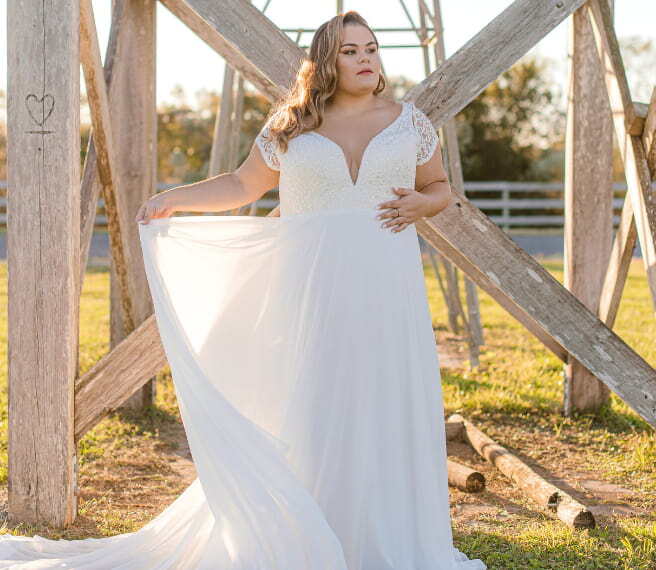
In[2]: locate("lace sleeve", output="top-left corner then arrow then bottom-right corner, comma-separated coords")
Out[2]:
411,104 -> 439,166
254,117 -> 281,171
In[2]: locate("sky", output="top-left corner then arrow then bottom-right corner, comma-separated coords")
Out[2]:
0,0 -> 655,117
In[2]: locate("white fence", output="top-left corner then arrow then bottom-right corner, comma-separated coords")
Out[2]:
0,181 -> 632,231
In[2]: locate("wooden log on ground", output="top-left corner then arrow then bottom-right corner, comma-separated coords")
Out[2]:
447,459 -> 486,492
448,414 -> 595,529
445,417 -> 465,441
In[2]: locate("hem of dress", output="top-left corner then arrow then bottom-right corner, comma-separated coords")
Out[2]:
453,546 -> 487,569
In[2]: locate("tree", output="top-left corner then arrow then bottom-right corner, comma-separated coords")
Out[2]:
454,56 -> 564,181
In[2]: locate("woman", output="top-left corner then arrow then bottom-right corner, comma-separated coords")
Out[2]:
0,11 -> 486,570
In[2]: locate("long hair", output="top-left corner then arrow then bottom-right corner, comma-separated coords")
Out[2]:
262,11 -> 386,153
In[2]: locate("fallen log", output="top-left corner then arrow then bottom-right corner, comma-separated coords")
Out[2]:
445,417 -> 465,442
447,459 -> 486,492
448,414 -> 595,529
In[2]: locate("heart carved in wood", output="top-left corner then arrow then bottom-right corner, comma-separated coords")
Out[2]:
25,93 -> 55,127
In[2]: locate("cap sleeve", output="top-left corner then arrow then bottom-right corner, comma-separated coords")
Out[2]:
254,116 -> 281,171
411,103 -> 439,166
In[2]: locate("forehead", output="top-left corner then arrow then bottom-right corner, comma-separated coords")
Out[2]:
340,24 -> 376,47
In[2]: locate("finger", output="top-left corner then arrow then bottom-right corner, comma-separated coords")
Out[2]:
377,199 -> 401,210
377,208 -> 399,220
383,216 -> 408,228
381,214 -> 401,227
392,187 -> 412,195
392,222 -> 409,233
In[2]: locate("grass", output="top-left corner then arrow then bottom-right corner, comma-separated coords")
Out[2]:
0,256 -> 653,569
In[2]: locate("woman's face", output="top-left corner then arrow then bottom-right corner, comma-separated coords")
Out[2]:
335,24 -> 381,95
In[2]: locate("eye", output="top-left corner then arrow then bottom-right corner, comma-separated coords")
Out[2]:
341,47 -> 377,56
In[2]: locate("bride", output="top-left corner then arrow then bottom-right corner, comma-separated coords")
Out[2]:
0,10 -> 486,570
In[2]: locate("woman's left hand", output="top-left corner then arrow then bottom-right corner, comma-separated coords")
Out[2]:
376,187 -> 435,233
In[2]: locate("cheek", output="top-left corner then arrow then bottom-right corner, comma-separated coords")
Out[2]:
336,56 -> 355,77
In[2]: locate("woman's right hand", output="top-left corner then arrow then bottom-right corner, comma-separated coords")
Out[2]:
135,192 -> 177,225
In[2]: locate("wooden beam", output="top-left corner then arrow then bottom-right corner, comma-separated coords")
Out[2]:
158,0 -> 304,101
80,0 -> 136,333
416,217 -> 568,361
598,196 -> 637,327
405,0 -> 588,125
109,0 -> 158,410
209,65 -> 235,178
431,0 -> 483,366
643,88 -> 656,175
587,0 -> 656,313
562,4 -> 614,413
79,1 -> 128,293
596,90 -> 654,331
75,315 -> 166,441
7,0 -> 79,526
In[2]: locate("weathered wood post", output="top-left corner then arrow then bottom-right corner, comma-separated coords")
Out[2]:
7,0 -> 80,525
563,1 -> 614,414
110,0 -> 158,410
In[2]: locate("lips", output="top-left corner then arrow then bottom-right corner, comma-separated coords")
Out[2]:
357,70 -> 373,75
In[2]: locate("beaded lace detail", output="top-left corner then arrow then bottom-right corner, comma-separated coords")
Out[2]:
411,104 -> 439,165
253,101 -> 439,216
254,120 -> 280,171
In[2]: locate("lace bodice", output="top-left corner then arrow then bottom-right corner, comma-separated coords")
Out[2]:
254,100 -> 439,216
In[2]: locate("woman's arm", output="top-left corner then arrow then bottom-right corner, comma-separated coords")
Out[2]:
414,146 -> 454,218
135,141 -> 280,224
376,142 -> 454,233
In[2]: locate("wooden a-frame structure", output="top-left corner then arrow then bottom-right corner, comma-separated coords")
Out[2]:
6,0 -> 656,526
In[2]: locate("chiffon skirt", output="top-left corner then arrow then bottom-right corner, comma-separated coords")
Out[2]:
0,206 -> 486,569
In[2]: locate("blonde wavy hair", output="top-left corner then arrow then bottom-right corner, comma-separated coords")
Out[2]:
262,10 -> 386,154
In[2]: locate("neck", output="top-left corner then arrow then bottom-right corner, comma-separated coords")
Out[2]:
327,92 -> 378,114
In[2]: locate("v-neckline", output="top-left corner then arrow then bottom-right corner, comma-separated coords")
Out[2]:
307,101 -> 407,187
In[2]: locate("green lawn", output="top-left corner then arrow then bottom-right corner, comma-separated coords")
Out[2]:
0,257 -> 654,568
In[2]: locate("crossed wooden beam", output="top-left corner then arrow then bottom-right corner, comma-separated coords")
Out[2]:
74,0 -> 656,439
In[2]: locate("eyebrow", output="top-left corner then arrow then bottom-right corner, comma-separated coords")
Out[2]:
339,41 -> 377,48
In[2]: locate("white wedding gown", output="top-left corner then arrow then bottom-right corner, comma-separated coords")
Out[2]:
0,100 -> 486,569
